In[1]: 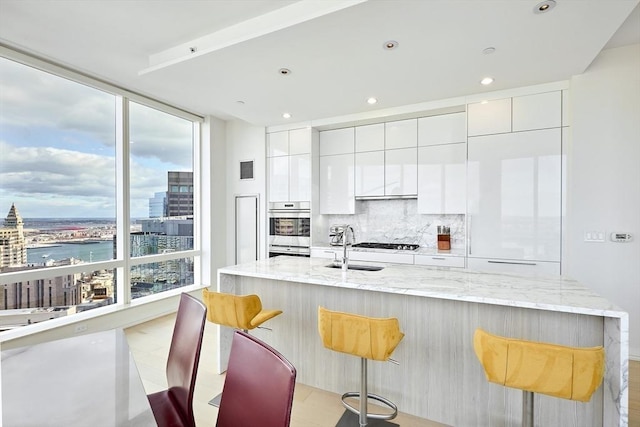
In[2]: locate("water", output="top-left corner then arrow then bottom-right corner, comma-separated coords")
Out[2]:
27,240 -> 114,264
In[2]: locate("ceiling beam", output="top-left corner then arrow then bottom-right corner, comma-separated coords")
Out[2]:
139,0 -> 367,75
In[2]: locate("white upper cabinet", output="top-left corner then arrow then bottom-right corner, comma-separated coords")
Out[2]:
355,151 -> 385,197
418,112 -> 466,146
267,128 -> 312,202
268,155 -> 289,202
289,153 -> 311,202
355,123 -> 385,152
288,128 -> 312,155
320,128 -> 355,156
267,131 -> 289,157
417,143 -> 466,214
320,153 -> 355,214
467,98 -> 511,136
385,148 -> 418,196
467,128 -> 562,262
385,119 -> 417,149
512,91 -> 562,132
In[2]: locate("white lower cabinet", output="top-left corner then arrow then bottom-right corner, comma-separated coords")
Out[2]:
310,248 -> 341,260
319,153 -> 355,214
414,254 -> 465,268
467,257 -> 560,276
310,248 -> 413,265
350,251 -> 414,265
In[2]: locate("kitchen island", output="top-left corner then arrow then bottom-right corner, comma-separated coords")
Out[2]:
216,256 -> 628,427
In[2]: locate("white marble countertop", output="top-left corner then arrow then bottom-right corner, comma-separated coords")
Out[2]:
219,256 -> 626,319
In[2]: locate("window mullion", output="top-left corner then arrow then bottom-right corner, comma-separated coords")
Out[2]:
115,96 -> 131,304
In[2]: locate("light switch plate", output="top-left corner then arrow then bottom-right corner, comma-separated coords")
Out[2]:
584,231 -> 606,242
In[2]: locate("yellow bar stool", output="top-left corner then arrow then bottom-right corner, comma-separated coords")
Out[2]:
318,306 -> 404,427
202,289 -> 283,406
473,328 -> 605,427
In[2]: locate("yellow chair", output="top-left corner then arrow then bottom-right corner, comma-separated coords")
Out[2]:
202,289 -> 283,406
318,306 -> 404,427
473,328 -> 605,427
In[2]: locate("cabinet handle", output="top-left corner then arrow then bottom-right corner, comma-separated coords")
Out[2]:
432,257 -> 446,260
487,260 -> 537,266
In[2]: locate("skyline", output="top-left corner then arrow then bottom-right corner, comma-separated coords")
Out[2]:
0,56 -> 194,218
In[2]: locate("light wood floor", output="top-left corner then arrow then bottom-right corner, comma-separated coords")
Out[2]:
125,314 -> 640,427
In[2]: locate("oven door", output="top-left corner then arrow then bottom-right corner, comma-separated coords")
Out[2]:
268,214 -> 310,248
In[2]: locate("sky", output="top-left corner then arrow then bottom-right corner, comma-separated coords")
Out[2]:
0,56 -> 193,219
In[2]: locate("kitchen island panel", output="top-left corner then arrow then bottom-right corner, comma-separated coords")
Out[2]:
218,273 -> 606,427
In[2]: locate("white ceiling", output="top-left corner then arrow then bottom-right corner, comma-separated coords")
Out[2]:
1,0 -> 639,127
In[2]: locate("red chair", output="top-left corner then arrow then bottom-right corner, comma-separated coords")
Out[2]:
147,293 -> 207,427
216,330 -> 297,427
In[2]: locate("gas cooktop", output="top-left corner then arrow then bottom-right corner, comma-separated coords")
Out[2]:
351,242 -> 420,251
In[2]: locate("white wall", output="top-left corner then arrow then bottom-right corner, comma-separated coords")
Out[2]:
203,116 -> 228,286
224,120 -> 267,266
567,44 -> 640,358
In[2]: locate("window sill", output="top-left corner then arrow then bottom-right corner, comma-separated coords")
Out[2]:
0,283 -> 208,347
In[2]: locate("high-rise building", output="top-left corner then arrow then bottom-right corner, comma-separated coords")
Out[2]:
0,203 -> 27,270
166,171 -> 193,217
148,191 -> 166,218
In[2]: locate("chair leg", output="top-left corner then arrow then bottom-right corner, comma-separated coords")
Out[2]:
209,328 -> 250,407
522,390 -> 534,427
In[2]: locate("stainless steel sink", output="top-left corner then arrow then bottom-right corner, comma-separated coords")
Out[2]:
325,263 -> 384,271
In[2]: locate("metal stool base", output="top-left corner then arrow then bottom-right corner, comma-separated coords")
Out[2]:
335,409 -> 399,427
341,392 -> 399,421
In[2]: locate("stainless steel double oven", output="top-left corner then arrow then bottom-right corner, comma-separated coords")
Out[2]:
268,202 -> 310,257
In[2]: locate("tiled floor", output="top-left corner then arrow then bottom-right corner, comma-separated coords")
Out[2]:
124,313 -> 447,427
125,313 -> 640,427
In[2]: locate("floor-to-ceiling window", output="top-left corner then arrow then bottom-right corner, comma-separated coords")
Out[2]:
0,49 -> 202,330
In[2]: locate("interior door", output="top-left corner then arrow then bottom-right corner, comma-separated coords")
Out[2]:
235,195 -> 258,264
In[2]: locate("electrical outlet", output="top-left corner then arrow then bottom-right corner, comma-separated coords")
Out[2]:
584,231 -> 605,242
74,324 -> 88,334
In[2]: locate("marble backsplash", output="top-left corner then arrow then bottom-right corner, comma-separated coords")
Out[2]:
316,199 -> 465,250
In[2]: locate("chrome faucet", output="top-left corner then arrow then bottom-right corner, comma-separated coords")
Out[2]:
342,225 -> 355,271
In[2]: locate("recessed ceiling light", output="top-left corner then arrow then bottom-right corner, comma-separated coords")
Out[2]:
480,77 -> 494,86
383,40 -> 398,50
534,0 -> 556,14
367,97 -> 378,105
278,68 -> 291,75
282,113 -> 291,119
482,47 -> 496,55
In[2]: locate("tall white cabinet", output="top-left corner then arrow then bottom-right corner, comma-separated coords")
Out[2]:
267,128 -> 312,202
319,128 -> 355,214
466,91 -> 563,275
417,112 -> 467,214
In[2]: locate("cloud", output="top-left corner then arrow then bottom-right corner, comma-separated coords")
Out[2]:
0,57 -> 193,168
0,141 -> 169,217
0,57 -> 196,217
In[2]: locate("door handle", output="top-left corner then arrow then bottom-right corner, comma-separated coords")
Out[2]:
487,260 -> 537,266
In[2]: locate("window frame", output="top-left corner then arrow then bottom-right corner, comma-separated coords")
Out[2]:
0,45 -> 205,341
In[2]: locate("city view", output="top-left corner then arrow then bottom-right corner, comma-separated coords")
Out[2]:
0,56 -> 197,329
